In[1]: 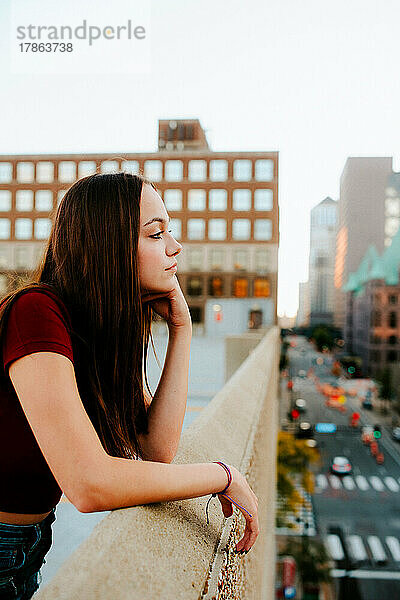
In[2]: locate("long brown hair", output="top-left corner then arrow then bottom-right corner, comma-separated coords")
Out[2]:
0,172 -> 158,461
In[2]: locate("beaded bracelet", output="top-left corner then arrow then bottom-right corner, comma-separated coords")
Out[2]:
205,461 -> 253,525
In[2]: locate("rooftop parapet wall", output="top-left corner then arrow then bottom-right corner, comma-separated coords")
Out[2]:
36,327 -> 280,600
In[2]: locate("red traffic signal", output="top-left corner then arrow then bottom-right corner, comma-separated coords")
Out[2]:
352,412 -> 360,420
291,409 -> 300,420
287,380 -> 294,390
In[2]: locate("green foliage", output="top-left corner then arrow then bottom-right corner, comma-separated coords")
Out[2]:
309,325 -> 335,352
279,538 -> 332,585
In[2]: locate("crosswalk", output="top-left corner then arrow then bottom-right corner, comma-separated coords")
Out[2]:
326,533 -> 400,565
315,473 -> 400,493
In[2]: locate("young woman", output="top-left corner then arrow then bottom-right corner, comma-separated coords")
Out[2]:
0,172 -> 259,598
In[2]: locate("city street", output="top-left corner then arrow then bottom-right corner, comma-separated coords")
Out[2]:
286,336 -> 400,599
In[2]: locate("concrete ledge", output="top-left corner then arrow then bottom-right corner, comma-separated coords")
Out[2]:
36,327 -> 280,600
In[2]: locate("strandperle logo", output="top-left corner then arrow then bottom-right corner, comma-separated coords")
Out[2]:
16,20 -> 146,46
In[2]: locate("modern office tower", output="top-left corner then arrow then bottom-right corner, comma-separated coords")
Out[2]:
296,281 -> 310,327
308,197 -> 337,325
0,118 -> 279,333
334,157 -> 393,338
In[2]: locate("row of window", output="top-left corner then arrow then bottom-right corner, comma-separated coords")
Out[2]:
168,218 -> 272,241
371,310 -> 398,328
186,247 -> 270,271
162,188 -> 273,212
370,350 -> 398,363
0,188 -> 273,213
185,276 -> 270,298
0,190 -> 66,212
0,159 -> 275,184
374,293 -> 399,305
0,218 -> 51,240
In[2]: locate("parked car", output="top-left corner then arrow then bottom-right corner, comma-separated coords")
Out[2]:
392,427 -> 400,442
330,456 -> 352,475
362,399 -> 373,410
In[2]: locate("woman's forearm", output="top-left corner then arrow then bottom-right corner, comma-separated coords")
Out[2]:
141,326 -> 191,462
84,457 -> 228,513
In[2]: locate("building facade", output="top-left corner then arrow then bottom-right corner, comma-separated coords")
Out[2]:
296,281 -> 310,327
308,197 -> 337,325
334,157 -> 393,335
0,119 -> 279,329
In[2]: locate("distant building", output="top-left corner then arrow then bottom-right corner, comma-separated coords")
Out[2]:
0,118 -> 279,332
343,225 -> 400,377
334,157 -> 393,335
296,281 -> 310,327
309,197 -> 337,325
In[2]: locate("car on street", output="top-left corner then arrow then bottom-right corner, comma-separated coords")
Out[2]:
392,427 -> 400,442
295,398 -> 307,412
298,369 -> 306,377
330,456 -> 352,475
362,399 -> 373,410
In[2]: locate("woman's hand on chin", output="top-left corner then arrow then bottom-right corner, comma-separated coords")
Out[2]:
141,276 -> 192,334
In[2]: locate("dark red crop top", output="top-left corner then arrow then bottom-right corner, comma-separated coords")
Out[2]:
0,287 -> 74,513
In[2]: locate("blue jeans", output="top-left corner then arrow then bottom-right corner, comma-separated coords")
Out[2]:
0,508 -> 56,599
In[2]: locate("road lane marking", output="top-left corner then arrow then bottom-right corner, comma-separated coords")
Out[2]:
386,536 -> 400,562
342,477 -> 356,490
367,536 -> 387,563
384,477 -> 400,492
347,535 -> 368,561
369,476 -> 385,491
325,534 -> 345,560
329,475 -> 342,489
355,476 -> 369,490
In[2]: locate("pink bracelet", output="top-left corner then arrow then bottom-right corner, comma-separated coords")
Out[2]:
205,461 -> 253,525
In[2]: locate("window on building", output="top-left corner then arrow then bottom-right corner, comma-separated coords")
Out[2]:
385,217 -> 400,237
15,218 -> 32,240
100,160 -> 119,174
254,189 -> 273,211
209,160 -> 228,181
233,189 -> 251,211
387,350 -> 397,362
255,159 -> 274,181
208,276 -> 224,297
389,294 -> 398,305
144,160 -> 162,182
187,218 -> 205,240
209,189 -> 227,211
369,350 -> 381,363
233,159 -> 252,181
169,218 -> 181,240
57,190 -> 67,206
187,276 -> 203,296
17,162 -> 34,183
0,191 -> 11,212
34,218 -> 52,240
208,219 -> 226,240
16,190 -> 33,211
36,162 -> 54,183
188,189 -> 206,211
15,246 -> 29,269
0,162 -> 12,183
58,161 -> 76,183
254,219 -> 272,240
78,161 -> 97,177
233,248 -> 248,270
255,248 -> 269,271
371,310 -> 381,327
389,311 -> 397,328
35,190 -> 53,211
121,160 -> 139,175
385,198 -> 400,217
187,247 -> 204,270
388,335 -> 397,345
189,306 -> 202,323
233,277 -> 248,297
188,160 -> 207,181
254,278 -> 270,297
210,248 -> 225,270
165,160 -> 183,182
0,219 -> 11,239
232,219 -> 250,240
164,189 -> 182,211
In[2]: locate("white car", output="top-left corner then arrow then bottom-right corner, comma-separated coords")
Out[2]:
330,456 -> 352,475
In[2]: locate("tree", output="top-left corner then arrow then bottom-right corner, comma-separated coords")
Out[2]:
279,538 -> 332,588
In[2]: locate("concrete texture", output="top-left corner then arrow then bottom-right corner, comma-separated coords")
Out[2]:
35,327 -> 280,600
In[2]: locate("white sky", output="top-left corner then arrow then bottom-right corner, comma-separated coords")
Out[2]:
1,0 -> 399,316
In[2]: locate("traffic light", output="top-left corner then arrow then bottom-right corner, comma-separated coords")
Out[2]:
373,424 -> 382,439
291,408 -> 300,421
348,366 -> 355,374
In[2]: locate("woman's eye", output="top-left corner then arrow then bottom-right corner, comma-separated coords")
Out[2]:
150,229 -> 172,239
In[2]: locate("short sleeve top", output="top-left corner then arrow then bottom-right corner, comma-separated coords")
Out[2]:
0,287 -> 74,513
